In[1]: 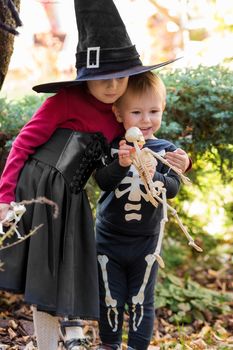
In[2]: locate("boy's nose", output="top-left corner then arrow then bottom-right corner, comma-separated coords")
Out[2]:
142,113 -> 150,122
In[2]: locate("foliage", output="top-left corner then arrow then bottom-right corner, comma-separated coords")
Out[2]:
159,65 -> 233,181
164,158 -> 233,245
0,94 -> 46,147
86,176 -> 101,218
155,271 -> 233,324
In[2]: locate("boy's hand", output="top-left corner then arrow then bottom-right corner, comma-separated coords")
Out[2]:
118,139 -> 134,167
164,148 -> 190,173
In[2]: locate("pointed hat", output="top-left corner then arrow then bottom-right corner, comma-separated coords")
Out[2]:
33,0 -> 178,93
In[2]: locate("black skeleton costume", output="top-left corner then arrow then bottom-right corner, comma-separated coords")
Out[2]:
94,137 -> 181,350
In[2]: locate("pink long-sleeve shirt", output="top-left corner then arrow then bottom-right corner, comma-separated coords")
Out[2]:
0,86 -> 124,203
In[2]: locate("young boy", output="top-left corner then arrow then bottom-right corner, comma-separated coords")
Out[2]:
94,71 -> 182,350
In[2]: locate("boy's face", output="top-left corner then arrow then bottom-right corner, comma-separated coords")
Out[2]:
87,77 -> 129,104
113,89 -> 164,140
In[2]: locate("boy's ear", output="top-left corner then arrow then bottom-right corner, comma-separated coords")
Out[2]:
112,105 -> 123,123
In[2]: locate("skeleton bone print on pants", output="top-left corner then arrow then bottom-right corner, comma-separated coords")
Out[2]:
131,254 -> 157,331
98,255 -> 119,332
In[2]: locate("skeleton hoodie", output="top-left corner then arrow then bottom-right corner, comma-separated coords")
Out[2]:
95,137 -> 181,236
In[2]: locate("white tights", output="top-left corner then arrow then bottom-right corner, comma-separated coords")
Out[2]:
32,306 -> 86,350
32,306 -> 60,350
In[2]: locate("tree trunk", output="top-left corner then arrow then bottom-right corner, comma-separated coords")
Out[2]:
0,0 -> 21,91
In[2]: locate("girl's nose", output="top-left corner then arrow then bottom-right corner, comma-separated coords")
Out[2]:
107,79 -> 117,89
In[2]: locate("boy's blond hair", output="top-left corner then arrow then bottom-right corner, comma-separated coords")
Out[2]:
115,71 -> 166,109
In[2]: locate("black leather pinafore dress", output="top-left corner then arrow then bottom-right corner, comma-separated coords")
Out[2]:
0,128 -> 108,319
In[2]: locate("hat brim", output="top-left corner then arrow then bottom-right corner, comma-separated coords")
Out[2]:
33,58 -> 180,93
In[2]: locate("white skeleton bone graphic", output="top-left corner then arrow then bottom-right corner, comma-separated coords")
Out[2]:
115,170 -> 150,203
131,254 -> 156,331
131,190 -> 168,330
125,203 -> 141,211
98,255 -> 118,332
125,213 -> 141,221
131,197 -> 167,331
0,202 -> 26,239
115,166 -> 164,222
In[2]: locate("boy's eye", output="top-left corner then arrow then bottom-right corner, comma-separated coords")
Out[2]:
151,110 -> 159,114
132,111 -> 140,115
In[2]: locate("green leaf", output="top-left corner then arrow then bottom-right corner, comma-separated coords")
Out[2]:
167,274 -> 184,287
177,303 -> 191,312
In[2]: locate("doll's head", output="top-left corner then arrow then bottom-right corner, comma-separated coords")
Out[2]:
112,72 -> 166,140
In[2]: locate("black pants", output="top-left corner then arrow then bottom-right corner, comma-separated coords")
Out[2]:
96,226 -> 159,350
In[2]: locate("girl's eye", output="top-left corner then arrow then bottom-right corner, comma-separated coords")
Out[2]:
151,110 -> 158,114
132,111 -> 140,115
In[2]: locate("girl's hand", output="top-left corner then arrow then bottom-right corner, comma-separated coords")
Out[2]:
0,203 -> 11,223
118,139 -> 134,167
165,148 -> 190,173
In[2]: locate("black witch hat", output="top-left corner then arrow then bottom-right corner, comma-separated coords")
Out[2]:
33,0 -> 178,93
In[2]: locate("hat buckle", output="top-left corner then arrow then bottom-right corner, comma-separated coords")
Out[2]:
87,47 -> 100,68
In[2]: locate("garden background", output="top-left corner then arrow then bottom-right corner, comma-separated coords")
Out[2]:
0,1 -> 233,349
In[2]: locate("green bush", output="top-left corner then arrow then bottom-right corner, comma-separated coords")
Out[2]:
0,94 -> 46,147
159,65 -> 233,181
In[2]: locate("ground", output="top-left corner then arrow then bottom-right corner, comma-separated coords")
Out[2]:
1,290 -> 233,350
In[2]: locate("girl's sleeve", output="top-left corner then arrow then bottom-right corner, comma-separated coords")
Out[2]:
0,90 -> 68,203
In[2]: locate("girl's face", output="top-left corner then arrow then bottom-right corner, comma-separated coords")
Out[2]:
113,89 -> 164,140
87,77 -> 129,104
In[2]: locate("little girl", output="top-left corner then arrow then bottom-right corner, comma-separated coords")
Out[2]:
0,77 -> 127,346
0,0 -> 190,349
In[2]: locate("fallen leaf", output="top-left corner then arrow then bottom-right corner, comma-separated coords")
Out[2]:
198,324 -> 212,337
8,320 -> 18,330
8,327 -> 17,340
190,338 -> 208,349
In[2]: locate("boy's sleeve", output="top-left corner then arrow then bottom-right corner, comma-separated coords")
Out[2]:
152,142 -> 181,199
153,170 -> 181,199
94,158 -> 130,192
